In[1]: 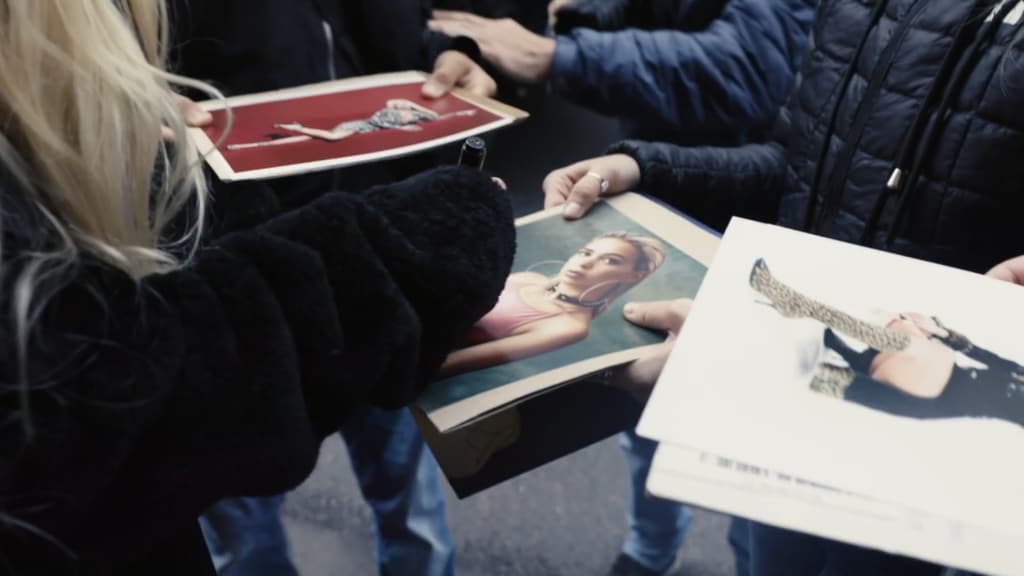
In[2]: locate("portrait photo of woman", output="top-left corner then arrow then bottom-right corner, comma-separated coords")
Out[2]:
440,231 -> 667,377
415,197 -> 713,432
749,258 -> 1024,428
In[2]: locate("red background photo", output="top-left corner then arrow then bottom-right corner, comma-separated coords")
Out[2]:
204,81 -> 504,174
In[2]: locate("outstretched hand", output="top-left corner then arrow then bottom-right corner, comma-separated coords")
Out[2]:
422,50 -> 497,99
986,255 -> 1024,286
542,154 -> 641,218
610,298 -> 693,399
428,11 -> 556,84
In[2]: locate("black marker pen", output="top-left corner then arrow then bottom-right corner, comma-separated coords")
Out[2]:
458,137 -> 487,170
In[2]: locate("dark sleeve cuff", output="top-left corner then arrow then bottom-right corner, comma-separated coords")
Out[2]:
552,0 -> 630,34
605,139 -> 787,231
549,36 -> 579,94
449,35 -> 482,63
421,29 -> 482,67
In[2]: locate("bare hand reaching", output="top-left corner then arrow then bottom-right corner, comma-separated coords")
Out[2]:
428,11 -> 556,84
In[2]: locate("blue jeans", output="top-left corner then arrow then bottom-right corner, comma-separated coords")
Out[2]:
200,495 -> 298,576
200,405 -> 454,576
620,428 -> 694,573
729,518 -> 959,576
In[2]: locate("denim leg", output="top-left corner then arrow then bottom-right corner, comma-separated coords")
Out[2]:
747,522 -> 825,576
341,405 -> 454,576
728,517 -> 752,576
198,495 -> 299,576
620,428 -> 694,573
747,522 -> 944,576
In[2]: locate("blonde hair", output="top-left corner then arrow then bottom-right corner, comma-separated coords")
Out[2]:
0,0 -> 220,438
566,231 -> 667,317
599,231 -> 667,275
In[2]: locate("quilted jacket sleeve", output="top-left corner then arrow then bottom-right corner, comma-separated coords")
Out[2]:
552,0 -> 690,33
550,0 -> 813,143
608,139 -> 787,230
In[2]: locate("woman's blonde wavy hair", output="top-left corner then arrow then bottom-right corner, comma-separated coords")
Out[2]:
0,0 -> 220,439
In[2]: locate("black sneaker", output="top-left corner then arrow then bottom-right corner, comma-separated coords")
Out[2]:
606,553 -> 668,576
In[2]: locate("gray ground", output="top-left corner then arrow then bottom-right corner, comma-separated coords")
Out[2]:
283,95 -> 736,576
285,437 -> 734,576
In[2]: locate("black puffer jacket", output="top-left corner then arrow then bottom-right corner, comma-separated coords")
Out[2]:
612,0 -> 1024,273
0,168 -> 514,576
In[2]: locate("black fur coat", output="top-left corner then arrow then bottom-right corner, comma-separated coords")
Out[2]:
0,167 -> 514,575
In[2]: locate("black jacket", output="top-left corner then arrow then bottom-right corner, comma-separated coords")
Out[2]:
552,0 -> 725,34
548,0 -> 813,145
169,0 -> 460,95
0,168 -> 515,576
612,0 -> 1024,273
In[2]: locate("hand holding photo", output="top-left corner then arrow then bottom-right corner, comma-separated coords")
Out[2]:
188,71 -> 527,181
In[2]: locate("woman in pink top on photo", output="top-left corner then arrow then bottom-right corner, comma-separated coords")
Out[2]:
440,231 -> 666,377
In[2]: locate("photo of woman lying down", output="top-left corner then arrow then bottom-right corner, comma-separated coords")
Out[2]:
750,258 -> 1024,428
227,98 -> 478,150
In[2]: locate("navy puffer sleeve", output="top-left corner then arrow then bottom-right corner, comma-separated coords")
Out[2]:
550,0 -> 814,144
609,139 -> 787,230
0,166 -> 514,575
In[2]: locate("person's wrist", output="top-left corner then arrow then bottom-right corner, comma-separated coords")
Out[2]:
609,154 -> 640,192
528,36 -> 558,83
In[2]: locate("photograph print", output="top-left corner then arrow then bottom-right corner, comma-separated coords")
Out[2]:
748,257 -> 1024,428
644,443 -> 1020,576
637,218 -> 1024,542
417,193 -> 718,432
189,71 -> 527,181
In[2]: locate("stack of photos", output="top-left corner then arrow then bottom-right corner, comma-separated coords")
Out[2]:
416,193 -> 718,433
187,70 -> 528,181
413,194 -> 719,487
638,218 -> 1024,575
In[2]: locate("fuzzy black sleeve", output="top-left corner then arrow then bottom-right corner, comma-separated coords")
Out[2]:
0,166 -> 513,575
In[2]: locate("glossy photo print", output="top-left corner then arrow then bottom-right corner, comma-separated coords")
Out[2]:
417,193 -> 718,432
189,71 -> 527,181
637,218 -> 1024,575
746,257 -> 1024,427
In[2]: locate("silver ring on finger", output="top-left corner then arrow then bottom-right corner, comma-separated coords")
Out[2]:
585,171 -> 609,194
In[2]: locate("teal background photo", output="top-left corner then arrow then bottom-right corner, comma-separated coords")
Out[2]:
418,201 -> 708,414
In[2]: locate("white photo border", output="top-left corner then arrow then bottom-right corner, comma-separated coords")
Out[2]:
188,71 -> 528,181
